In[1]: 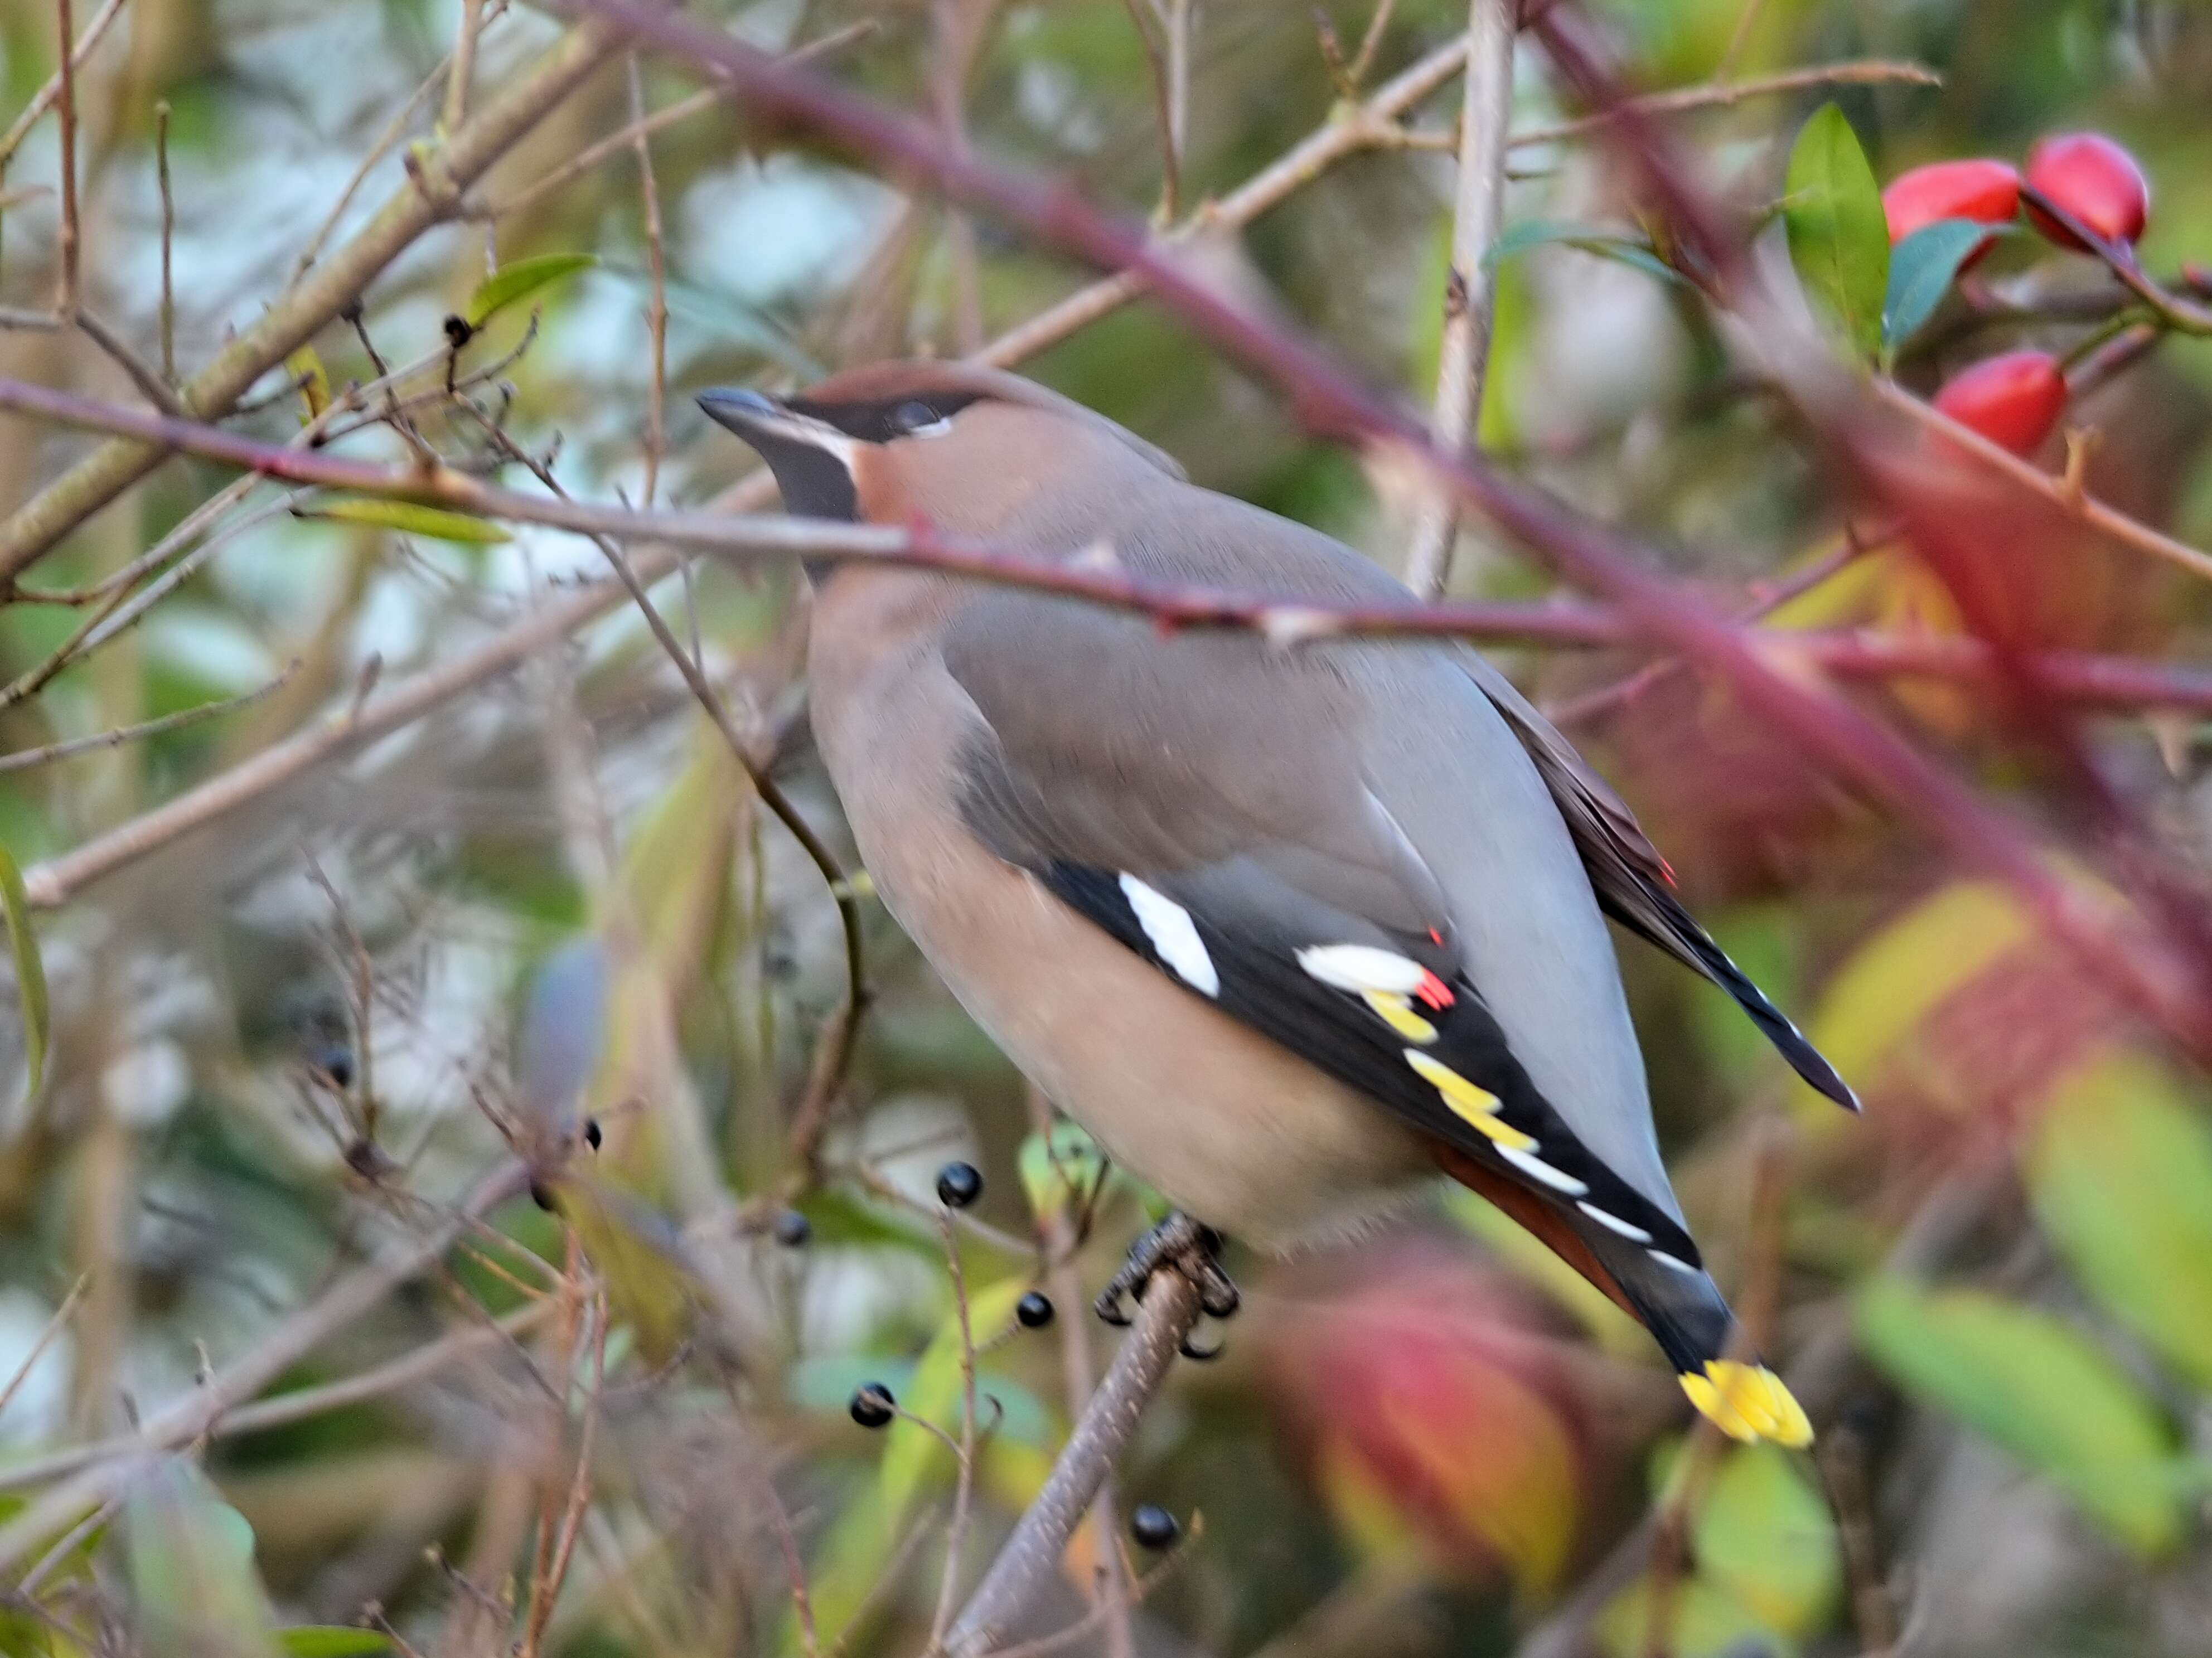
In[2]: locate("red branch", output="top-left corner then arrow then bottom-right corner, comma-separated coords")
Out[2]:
6,375 -> 2212,716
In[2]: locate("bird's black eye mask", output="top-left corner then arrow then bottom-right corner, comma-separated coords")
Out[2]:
787,389 -> 992,443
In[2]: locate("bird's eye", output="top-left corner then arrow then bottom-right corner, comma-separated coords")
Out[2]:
891,400 -> 953,438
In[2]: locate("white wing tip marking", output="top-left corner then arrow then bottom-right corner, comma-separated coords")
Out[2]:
1295,944 -> 1429,996
1496,1143 -> 1588,1195
1575,1201 -> 1654,1243
1117,874 -> 1220,997
1648,1248 -> 1703,1277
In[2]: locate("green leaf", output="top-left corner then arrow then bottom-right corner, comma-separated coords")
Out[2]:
1854,1277 -> 2191,1557
1696,1444 -> 1840,1637
463,253 -> 596,328
1018,1122 -> 1109,1223
285,345 -> 331,422
1482,218 -> 1687,287
0,840 -> 47,1103
311,499 -> 510,545
2027,1049 -> 2212,1390
125,1460 -> 282,1657
877,1277 -> 1032,1531
1598,1574 -> 1782,1658
278,1631 -> 393,1658
1784,104 -> 1890,358
1882,219 -> 2006,354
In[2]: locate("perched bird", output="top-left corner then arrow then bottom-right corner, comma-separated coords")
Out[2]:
701,363 -> 1855,1446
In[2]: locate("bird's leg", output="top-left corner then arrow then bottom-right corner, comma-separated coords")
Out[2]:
1093,1211 -> 1241,1326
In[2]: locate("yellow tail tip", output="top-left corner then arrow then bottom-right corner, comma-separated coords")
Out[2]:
1679,1361 -> 1813,1447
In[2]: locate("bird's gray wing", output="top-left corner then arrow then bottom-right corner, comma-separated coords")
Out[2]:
1456,652 -> 1858,1112
938,590 -> 1716,1297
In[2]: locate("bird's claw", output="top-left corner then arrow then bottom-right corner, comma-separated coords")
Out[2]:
1093,1211 -> 1241,1327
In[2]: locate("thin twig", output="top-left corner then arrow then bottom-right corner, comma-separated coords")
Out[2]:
626,53 -> 668,506
288,55 -> 450,283
52,0 -> 80,315
0,0 -> 127,174
483,20 -> 878,224
931,1213 -> 984,1646
0,662 -> 297,774
1507,59 -> 1941,148
0,1275 -> 86,1422
1118,0 -> 1179,220
1711,0 -> 1771,82
74,306 -> 191,417
155,101 -> 175,384
946,1270 -> 1200,1657
933,0 -> 991,351
1347,0 -> 1401,90
443,0 -> 487,134
1402,0 -> 1515,599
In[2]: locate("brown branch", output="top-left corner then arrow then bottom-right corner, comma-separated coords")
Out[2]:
946,1270 -> 1200,1657
1403,0 -> 1516,599
51,0 -> 80,316
154,101 -> 175,384
0,14 -> 623,586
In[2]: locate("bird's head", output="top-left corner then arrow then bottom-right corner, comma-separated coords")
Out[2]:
697,361 -> 1182,540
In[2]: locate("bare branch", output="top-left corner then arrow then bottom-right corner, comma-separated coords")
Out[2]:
0,661 -> 296,774
1402,0 -> 1516,599
51,0 -> 80,316
946,1269 -> 1201,1657
154,100 -> 175,384
1506,59 -> 1942,149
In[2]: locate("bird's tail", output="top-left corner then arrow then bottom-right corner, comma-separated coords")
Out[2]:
1437,1147 -> 1813,1446
1581,1222 -> 1812,1447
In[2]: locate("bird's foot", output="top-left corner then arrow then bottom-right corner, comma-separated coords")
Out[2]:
1094,1211 -> 1241,1327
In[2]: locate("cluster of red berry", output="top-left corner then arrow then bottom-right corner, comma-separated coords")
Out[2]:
1882,134 -> 2151,456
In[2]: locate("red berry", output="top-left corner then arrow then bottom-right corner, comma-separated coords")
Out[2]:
1932,351 -> 2068,456
2025,133 -> 2149,250
1882,159 -> 2021,267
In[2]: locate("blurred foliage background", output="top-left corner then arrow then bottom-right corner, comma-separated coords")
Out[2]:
0,0 -> 2209,1656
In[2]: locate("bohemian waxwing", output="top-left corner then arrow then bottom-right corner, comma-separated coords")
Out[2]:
700,362 -> 1856,1447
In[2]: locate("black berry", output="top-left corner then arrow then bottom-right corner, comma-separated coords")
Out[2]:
849,1382 -> 896,1428
1130,1505 -> 1179,1550
773,1208 -> 812,1247
935,1161 -> 982,1209
1016,1291 -> 1055,1329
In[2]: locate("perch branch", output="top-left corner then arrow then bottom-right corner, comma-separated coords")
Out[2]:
1403,0 -> 1516,599
946,1270 -> 1201,1657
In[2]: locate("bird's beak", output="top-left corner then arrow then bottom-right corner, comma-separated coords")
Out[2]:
696,387 -> 863,525
696,387 -> 858,464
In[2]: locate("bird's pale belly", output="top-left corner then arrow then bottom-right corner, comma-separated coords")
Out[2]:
858,804 -> 1437,1249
